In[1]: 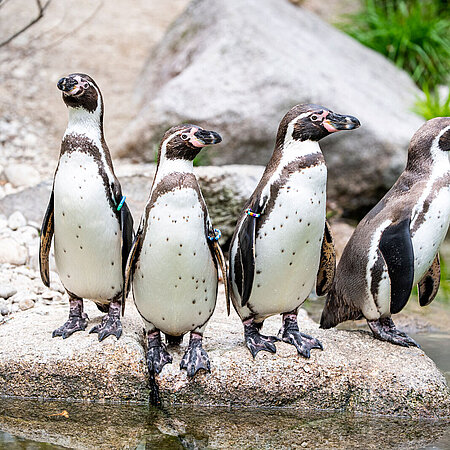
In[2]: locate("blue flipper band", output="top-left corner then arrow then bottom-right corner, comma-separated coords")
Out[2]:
117,196 -> 126,211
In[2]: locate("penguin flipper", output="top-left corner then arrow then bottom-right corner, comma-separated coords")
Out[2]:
378,218 -> 414,314
316,220 -> 336,296
123,225 -> 143,311
418,253 -> 440,307
39,189 -> 54,288
236,197 -> 265,307
210,238 -> 230,316
120,201 -> 134,283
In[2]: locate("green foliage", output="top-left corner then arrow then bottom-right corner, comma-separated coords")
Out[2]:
414,86 -> 450,120
438,255 -> 450,303
338,0 -> 450,90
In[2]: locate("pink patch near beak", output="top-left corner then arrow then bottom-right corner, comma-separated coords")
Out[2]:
323,121 -> 338,133
188,127 -> 206,147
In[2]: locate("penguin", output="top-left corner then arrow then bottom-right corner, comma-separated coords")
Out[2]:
39,73 -> 134,341
124,124 -> 227,405
320,118 -> 450,347
228,104 -> 360,358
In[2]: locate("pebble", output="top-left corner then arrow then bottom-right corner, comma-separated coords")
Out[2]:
4,163 -> 41,188
0,285 -> 17,299
0,237 -> 28,265
19,297 -> 35,311
8,211 -> 27,230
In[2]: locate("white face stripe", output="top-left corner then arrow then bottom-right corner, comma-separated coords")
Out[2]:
411,124 -> 450,229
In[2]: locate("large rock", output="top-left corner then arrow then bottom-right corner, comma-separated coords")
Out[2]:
0,285 -> 448,418
119,0 -> 424,217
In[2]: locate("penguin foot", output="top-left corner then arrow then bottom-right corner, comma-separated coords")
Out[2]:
52,313 -> 89,339
147,332 -> 173,375
367,317 -> 420,348
180,333 -> 211,377
89,302 -> 122,341
244,321 -> 279,358
52,297 -> 88,339
279,315 -> 323,358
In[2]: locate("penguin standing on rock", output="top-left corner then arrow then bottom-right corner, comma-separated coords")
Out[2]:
40,73 -> 134,340
321,118 -> 450,347
124,124 -> 227,405
228,104 -> 360,358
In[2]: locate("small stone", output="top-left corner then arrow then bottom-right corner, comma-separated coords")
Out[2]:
0,285 -> 17,299
0,237 -> 28,265
19,297 -> 35,311
4,163 -> 40,188
8,211 -> 27,230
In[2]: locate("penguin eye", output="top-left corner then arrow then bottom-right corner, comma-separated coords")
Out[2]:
180,133 -> 189,141
310,114 -> 320,121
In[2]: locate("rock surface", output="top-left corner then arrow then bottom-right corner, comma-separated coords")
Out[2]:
120,0 -> 424,217
0,284 -> 448,418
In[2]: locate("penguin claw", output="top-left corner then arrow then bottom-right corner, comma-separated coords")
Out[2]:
52,313 -> 88,339
280,316 -> 323,358
89,316 -> 123,341
367,317 -> 421,348
180,336 -> 211,377
147,343 -> 173,375
244,322 -> 279,358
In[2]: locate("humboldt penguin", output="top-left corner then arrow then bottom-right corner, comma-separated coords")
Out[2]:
124,124 -> 227,405
39,73 -> 134,340
321,118 -> 450,347
228,104 -> 360,358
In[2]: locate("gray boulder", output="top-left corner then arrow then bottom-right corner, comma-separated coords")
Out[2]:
0,288 -> 448,417
119,0 -> 424,217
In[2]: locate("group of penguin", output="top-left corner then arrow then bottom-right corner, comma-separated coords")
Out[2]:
39,73 -> 450,405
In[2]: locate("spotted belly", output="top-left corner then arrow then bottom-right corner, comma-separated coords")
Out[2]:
245,167 -> 326,320
133,188 -> 217,336
53,152 -> 122,301
411,186 -> 450,285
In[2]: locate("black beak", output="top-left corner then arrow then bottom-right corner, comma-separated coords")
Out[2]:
194,130 -> 222,145
57,77 -> 77,92
325,112 -> 361,131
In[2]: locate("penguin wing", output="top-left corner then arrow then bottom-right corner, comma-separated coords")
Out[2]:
378,218 -> 414,314
418,253 -> 440,307
123,223 -> 143,309
39,189 -> 54,288
209,236 -> 230,316
233,195 -> 266,307
316,220 -> 336,296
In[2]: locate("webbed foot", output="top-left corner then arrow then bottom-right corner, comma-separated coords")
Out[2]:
180,333 -> 210,377
146,331 -> 172,407
52,297 -> 88,339
89,301 -> 122,341
147,331 -> 173,375
279,314 -> 323,358
244,320 -> 279,358
367,317 -> 420,348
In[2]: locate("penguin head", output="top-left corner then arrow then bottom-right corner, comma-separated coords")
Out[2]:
276,104 -> 360,147
57,73 -> 102,114
158,124 -> 222,162
407,117 -> 450,169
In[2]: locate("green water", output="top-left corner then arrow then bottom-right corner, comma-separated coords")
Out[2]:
0,399 -> 449,449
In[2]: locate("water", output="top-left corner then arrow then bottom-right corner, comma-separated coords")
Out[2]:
0,399 -> 449,449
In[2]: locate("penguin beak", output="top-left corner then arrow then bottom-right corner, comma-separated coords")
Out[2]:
57,77 -> 78,93
323,112 -> 361,132
192,130 -> 222,147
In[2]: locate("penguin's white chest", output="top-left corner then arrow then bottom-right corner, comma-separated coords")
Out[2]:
250,165 -> 327,318
133,188 -> 217,336
411,183 -> 450,284
53,151 -> 122,300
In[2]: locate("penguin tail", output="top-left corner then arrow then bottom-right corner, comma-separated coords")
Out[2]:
320,284 -> 362,329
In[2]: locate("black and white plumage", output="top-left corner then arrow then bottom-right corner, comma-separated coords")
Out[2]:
228,104 -> 360,358
321,117 -> 450,347
39,73 -> 134,341
124,124 -> 226,405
